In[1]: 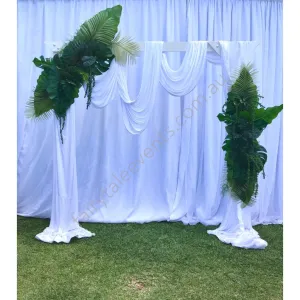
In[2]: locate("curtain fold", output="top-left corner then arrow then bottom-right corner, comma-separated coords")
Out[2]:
91,41 -> 208,134
18,0 -> 282,230
160,42 -> 207,96
118,42 -> 163,134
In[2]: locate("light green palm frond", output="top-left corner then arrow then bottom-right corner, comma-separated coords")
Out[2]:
231,63 -> 257,82
111,32 -> 140,65
230,63 -> 258,98
25,96 -> 53,121
74,5 -> 122,45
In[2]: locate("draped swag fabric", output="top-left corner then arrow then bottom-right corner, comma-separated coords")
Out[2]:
18,0 -> 282,232
92,41 -> 208,134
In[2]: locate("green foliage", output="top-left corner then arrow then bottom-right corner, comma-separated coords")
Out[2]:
26,5 -> 140,143
218,64 -> 283,206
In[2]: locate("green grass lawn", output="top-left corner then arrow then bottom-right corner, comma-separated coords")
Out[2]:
17,216 -> 283,300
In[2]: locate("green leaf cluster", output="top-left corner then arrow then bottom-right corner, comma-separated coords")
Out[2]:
26,5 -> 140,143
218,64 -> 283,206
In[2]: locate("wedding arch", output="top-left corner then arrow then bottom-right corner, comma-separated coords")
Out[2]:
26,5 -> 282,249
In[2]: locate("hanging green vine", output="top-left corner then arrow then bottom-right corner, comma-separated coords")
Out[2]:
26,5 -> 140,143
218,64 -> 283,206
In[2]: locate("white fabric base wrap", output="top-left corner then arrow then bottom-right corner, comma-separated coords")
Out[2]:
36,226 -> 95,244
35,105 -> 95,243
207,195 -> 268,250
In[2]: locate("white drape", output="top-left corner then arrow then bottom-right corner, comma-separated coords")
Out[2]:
91,41 -> 207,134
90,42 -> 164,134
160,42 -> 207,96
36,105 -> 95,243
18,0 -> 282,246
116,42 -> 163,134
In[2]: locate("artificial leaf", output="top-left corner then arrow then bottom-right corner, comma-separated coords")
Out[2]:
27,5 -> 139,143
111,32 -> 140,65
218,64 -> 283,206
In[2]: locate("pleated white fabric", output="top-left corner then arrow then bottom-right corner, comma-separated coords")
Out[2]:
90,62 -> 119,109
91,42 -> 164,134
118,42 -> 163,134
92,41 -> 207,134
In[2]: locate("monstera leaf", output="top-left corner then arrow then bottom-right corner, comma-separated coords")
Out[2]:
26,5 -> 139,143
219,64 -> 283,206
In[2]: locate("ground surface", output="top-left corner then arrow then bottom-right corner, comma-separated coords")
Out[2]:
17,216 -> 283,300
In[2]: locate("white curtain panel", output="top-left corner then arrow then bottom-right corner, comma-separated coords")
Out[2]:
18,0 -> 282,233
187,0 -> 283,226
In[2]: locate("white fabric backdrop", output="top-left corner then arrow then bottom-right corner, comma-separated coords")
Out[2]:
17,0 -> 283,226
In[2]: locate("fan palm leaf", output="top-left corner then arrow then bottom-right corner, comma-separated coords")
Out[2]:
111,32 -> 140,65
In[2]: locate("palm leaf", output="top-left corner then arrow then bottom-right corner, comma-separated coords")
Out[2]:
25,95 -> 53,121
230,64 -> 258,101
73,5 -> 122,45
111,32 -> 140,65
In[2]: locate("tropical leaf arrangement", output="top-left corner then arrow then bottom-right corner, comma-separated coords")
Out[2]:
26,5 -> 140,143
218,64 -> 283,207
